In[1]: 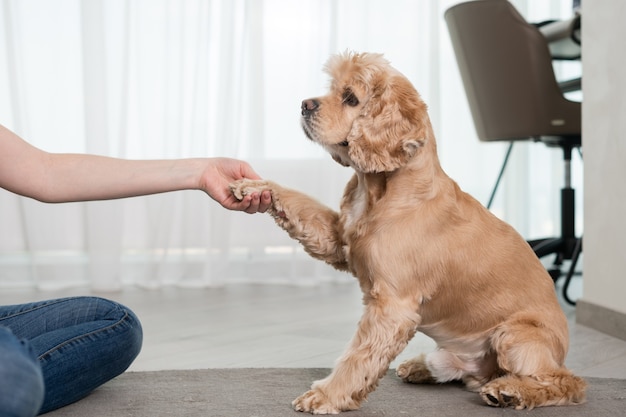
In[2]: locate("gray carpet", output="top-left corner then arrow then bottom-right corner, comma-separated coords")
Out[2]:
43,369 -> 625,417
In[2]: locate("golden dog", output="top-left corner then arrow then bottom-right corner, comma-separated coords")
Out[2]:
230,52 -> 586,414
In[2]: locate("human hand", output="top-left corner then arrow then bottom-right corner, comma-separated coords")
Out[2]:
201,158 -> 271,213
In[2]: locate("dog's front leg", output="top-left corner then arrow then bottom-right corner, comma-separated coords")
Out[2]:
293,299 -> 420,414
230,179 -> 347,271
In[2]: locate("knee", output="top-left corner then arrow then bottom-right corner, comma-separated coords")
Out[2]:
79,296 -> 144,358
64,296 -> 143,371
0,328 -> 45,417
119,304 -> 143,366
97,297 -> 144,369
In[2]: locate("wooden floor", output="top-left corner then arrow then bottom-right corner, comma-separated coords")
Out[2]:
1,276 -> 625,379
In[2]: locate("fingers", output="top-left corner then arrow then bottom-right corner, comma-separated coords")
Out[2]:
258,190 -> 272,212
242,190 -> 272,214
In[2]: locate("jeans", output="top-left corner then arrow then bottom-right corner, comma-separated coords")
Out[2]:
0,297 -> 143,416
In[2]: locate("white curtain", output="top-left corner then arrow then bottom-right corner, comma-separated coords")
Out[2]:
0,0 -> 581,291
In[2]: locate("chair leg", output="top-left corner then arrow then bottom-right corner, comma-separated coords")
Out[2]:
529,238 -> 563,283
487,142 -> 514,209
561,237 -> 582,306
529,236 -> 582,305
491,142 -> 581,306
529,237 -> 563,259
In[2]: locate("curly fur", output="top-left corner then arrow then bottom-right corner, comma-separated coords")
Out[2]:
230,51 -> 586,414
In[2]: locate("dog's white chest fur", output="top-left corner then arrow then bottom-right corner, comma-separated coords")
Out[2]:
343,182 -> 368,233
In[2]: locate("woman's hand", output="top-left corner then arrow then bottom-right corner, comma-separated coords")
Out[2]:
200,157 -> 272,213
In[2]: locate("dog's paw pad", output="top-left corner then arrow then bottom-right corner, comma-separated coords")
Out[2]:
480,387 -> 521,409
483,393 -> 500,406
501,393 -> 515,405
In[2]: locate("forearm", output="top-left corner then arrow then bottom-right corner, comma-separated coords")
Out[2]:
1,124 -> 269,212
34,154 -> 205,203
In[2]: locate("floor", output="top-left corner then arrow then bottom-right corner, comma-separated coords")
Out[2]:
1,275 -> 625,379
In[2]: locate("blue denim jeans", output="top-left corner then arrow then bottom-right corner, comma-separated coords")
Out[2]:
0,297 -> 143,416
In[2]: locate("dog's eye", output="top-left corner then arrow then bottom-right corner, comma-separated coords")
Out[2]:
342,89 -> 360,107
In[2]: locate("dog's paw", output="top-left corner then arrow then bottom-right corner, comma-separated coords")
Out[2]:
292,389 -> 340,415
229,179 -> 270,201
396,355 -> 436,384
480,383 -> 523,409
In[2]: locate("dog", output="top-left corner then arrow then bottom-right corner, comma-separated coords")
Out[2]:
230,52 -> 586,414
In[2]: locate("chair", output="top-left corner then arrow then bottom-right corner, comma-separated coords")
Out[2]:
444,0 -> 582,305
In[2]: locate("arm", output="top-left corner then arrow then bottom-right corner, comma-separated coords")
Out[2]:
0,124 -> 270,212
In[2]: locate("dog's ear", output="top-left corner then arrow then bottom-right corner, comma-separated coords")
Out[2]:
347,74 -> 428,173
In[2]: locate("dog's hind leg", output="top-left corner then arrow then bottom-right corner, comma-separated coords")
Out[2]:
397,349 -> 498,391
396,353 -> 436,384
480,371 -> 586,409
480,314 -> 587,409
293,299 -> 420,414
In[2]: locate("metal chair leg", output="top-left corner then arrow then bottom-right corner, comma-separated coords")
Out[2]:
487,142 -> 514,209
561,237 -> 582,306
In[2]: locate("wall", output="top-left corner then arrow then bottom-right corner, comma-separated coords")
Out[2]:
578,0 -> 626,339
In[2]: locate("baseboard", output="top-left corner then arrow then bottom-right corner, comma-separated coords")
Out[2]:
576,299 -> 626,341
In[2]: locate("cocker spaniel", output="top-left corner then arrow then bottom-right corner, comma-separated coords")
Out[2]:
230,52 -> 586,414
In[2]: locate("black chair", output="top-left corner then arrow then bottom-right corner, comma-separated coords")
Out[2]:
444,0 -> 582,305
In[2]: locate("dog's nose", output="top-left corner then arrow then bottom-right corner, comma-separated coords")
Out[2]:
301,99 -> 319,116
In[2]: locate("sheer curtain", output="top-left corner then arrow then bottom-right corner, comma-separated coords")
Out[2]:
0,0 -> 581,291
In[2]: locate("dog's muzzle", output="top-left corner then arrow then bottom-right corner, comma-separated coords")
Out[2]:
301,99 -> 319,118
300,99 -> 320,141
